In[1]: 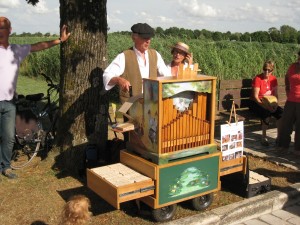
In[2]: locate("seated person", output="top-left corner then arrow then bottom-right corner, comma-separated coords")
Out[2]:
249,60 -> 283,146
167,42 -> 193,77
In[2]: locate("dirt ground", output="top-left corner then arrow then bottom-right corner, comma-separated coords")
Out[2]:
1,147 -> 300,225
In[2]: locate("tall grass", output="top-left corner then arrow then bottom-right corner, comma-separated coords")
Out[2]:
11,35 -> 300,83
110,34 -> 299,79
10,37 -> 60,81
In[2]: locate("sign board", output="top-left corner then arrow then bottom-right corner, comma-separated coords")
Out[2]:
220,121 -> 244,161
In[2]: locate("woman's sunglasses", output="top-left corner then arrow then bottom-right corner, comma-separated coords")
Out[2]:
263,69 -> 273,72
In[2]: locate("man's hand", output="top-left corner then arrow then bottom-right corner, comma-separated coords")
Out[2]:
117,77 -> 131,92
60,25 -> 71,42
108,77 -> 131,92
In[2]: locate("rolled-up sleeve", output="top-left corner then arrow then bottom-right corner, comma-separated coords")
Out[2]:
103,53 -> 125,90
156,51 -> 172,77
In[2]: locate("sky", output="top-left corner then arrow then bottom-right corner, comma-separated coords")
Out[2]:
1,0 -> 300,34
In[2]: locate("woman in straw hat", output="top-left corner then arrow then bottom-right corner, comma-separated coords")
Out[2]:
167,42 -> 193,77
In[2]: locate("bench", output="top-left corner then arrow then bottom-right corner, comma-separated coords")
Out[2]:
216,77 -> 286,132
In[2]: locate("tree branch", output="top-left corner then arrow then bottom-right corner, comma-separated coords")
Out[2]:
26,0 -> 39,6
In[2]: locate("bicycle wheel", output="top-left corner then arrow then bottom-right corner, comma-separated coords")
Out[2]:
13,114 -> 43,169
11,141 -> 41,169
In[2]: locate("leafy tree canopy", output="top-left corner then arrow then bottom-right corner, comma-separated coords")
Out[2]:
26,0 -> 39,5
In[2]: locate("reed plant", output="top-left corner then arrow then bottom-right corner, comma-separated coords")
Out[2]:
12,35 -> 300,84
10,37 -> 60,81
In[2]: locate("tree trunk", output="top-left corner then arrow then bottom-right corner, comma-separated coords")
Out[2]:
57,0 -> 108,173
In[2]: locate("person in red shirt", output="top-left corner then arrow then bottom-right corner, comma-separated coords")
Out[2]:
277,51 -> 300,155
249,60 -> 283,146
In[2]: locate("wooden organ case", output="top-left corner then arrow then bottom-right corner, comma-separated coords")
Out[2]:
127,75 -> 218,164
87,73 -> 222,215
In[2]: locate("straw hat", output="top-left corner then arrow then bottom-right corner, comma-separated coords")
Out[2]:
171,42 -> 190,55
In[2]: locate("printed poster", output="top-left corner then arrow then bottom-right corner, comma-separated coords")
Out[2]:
220,121 -> 244,161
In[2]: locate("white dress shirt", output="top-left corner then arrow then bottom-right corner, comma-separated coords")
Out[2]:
103,47 -> 171,91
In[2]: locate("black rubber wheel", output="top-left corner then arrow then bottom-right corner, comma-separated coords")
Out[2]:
191,193 -> 214,211
152,204 -> 177,222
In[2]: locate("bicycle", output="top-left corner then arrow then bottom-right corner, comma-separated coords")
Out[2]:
11,73 -> 59,169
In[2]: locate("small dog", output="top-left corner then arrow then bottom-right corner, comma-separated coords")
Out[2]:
58,195 -> 91,225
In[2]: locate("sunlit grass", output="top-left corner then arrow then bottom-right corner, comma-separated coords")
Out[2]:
17,75 -> 48,95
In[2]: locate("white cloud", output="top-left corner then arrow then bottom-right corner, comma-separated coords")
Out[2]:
278,0 -> 300,8
140,11 -> 148,17
238,3 -> 279,23
178,0 -> 219,17
3,0 -> 300,34
158,16 -> 173,23
107,10 -> 124,25
54,6 -> 59,15
134,11 -> 155,23
0,0 -> 20,8
274,0 -> 300,24
107,15 -> 124,25
27,0 -> 50,14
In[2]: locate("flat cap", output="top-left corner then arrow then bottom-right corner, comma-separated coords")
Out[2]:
131,23 -> 155,39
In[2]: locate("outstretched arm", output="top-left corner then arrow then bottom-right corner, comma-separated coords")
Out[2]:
30,25 -> 71,52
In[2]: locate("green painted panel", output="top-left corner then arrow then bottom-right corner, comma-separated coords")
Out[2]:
159,155 -> 219,205
162,81 -> 212,98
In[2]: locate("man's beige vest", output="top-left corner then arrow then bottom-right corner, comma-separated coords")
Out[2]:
119,48 -> 157,103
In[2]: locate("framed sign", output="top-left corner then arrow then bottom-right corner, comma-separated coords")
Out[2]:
220,121 -> 244,161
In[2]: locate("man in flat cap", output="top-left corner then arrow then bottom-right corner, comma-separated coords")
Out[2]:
0,16 -> 70,179
103,23 -> 170,103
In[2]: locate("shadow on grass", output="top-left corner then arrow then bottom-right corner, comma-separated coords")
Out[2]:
30,221 -> 48,225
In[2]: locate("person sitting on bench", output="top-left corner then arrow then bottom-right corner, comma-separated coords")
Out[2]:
249,60 -> 283,146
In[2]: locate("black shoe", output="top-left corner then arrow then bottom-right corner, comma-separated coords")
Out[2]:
2,169 -> 18,179
275,138 -> 279,147
262,118 -> 270,125
261,138 -> 269,146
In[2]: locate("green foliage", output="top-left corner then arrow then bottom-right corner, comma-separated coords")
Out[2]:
12,35 -> 300,103
10,37 -> 60,81
154,37 -> 299,80
156,25 -> 300,44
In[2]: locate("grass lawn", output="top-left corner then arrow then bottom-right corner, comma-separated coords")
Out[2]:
17,75 -> 48,96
